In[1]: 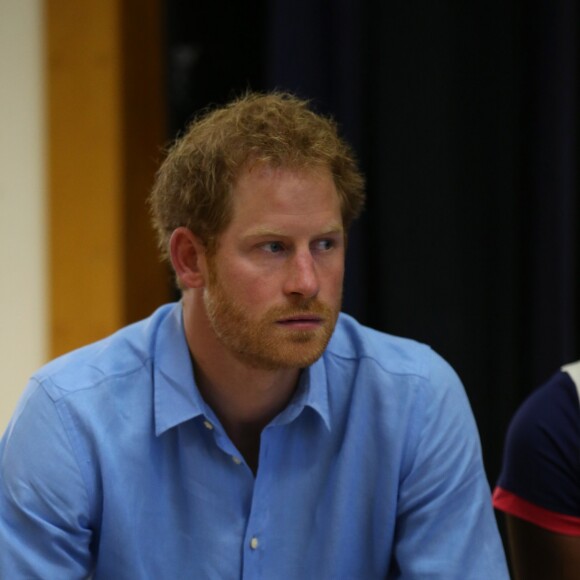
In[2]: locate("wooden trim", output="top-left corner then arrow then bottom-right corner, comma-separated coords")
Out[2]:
47,0 -> 170,358
120,0 -> 173,323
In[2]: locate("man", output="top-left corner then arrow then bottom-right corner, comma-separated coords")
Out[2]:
493,361 -> 580,579
0,93 -> 508,578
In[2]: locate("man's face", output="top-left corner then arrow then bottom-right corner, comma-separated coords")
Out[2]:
202,163 -> 345,370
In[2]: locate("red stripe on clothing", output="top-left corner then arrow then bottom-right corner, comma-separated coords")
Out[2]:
493,487 -> 580,536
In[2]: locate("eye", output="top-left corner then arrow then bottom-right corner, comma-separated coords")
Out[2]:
262,241 -> 285,254
313,239 -> 335,252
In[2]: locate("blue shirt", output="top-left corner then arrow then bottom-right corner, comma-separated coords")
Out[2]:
0,303 -> 508,578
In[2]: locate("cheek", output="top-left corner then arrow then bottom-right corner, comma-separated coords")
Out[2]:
323,261 -> 345,291
224,265 -> 280,307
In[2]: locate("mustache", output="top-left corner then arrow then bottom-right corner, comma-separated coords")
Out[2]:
266,299 -> 334,319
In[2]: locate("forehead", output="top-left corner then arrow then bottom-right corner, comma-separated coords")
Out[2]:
230,163 -> 341,218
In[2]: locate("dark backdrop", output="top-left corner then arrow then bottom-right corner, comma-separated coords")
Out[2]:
165,0 -> 578,496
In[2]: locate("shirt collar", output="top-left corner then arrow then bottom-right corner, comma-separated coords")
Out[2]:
271,355 -> 331,432
153,302 -> 332,436
153,303 -> 207,436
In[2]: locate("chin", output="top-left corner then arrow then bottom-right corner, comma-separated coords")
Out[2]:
239,336 -> 330,371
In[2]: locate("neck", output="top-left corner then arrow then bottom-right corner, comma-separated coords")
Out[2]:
192,353 -> 301,429
182,291 -> 301,468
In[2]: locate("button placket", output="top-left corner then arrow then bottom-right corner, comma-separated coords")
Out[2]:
201,417 -> 252,472
243,427 -> 276,568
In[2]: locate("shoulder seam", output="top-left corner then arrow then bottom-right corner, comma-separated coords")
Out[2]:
37,357 -> 152,401
325,348 -> 431,381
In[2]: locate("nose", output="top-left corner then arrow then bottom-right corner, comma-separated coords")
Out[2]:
283,251 -> 320,298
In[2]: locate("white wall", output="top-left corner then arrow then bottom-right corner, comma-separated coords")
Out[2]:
0,0 -> 46,432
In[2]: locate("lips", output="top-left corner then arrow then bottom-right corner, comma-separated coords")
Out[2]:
276,314 -> 324,330
280,316 -> 323,322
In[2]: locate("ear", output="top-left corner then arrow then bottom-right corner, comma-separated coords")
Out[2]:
169,227 -> 209,289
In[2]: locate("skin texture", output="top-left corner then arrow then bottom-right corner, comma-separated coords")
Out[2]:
169,164 -> 345,471
506,515 -> 580,580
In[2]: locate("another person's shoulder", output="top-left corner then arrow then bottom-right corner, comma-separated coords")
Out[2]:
507,362 -> 580,445
499,360 -> 580,465
494,360 -> 580,532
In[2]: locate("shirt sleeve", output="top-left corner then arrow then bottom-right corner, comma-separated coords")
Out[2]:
493,367 -> 580,536
389,351 -> 510,579
0,380 -> 95,578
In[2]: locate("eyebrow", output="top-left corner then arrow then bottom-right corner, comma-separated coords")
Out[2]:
245,224 -> 344,238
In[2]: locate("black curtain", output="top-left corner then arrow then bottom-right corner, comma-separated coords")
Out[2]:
164,0 -> 579,492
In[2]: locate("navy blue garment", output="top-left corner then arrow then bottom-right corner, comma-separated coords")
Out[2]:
494,362 -> 580,535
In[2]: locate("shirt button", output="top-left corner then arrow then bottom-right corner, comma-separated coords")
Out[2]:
250,537 -> 259,550
203,420 -> 214,430
232,456 -> 242,465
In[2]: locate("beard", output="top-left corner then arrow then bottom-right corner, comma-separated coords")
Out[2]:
203,263 -> 341,371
